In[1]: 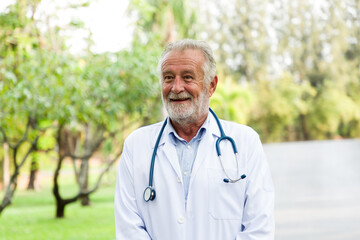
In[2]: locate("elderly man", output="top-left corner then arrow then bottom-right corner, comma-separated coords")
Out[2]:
115,39 -> 274,240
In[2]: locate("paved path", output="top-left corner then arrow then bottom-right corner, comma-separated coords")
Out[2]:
263,139 -> 360,239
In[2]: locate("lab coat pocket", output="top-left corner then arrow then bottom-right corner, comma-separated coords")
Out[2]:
207,168 -> 245,220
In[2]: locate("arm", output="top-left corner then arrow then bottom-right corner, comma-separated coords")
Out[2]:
236,135 -> 275,240
114,140 -> 152,240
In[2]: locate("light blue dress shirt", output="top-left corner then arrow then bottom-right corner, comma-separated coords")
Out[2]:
168,117 -> 209,200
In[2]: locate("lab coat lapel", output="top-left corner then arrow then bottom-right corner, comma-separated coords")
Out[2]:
190,114 -> 220,185
158,128 -> 182,179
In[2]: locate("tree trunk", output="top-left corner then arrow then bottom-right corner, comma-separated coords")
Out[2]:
53,126 -> 83,218
27,168 -> 38,190
55,198 -> 66,218
53,126 -> 67,218
27,156 -> 38,190
53,156 -> 77,218
0,178 -> 17,215
79,159 -> 90,206
52,125 -> 114,217
0,137 -> 37,216
299,114 -> 309,140
2,143 -> 10,190
80,194 -> 90,206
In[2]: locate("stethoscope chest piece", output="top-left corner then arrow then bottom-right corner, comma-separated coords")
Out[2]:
143,186 -> 156,202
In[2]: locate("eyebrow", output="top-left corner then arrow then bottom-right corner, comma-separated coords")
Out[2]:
182,70 -> 195,75
162,71 -> 173,75
162,70 -> 195,75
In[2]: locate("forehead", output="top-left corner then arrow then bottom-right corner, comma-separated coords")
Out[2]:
161,49 -> 205,72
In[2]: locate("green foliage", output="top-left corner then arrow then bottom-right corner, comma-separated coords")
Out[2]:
250,73 -> 316,142
201,0 -> 360,142
2,0 -> 359,148
0,0 -> 164,143
0,0 -> 164,215
129,0 -> 197,44
204,0 -> 271,82
306,80 -> 360,139
210,72 -> 254,125
37,130 -> 56,150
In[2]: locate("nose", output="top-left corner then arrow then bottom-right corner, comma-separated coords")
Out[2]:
171,76 -> 185,93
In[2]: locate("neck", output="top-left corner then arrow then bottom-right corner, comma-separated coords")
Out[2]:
170,113 -> 208,142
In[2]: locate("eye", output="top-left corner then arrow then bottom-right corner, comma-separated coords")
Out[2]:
184,75 -> 193,81
163,75 -> 174,82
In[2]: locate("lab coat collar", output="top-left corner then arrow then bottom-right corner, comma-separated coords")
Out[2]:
167,114 -> 210,146
158,110 -> 221,147
208,111 -> 221,138
153,110 -> 222,185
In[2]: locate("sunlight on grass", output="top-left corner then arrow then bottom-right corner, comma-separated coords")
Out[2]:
0,183 -> 115,240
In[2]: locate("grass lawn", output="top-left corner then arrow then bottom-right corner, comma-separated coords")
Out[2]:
0,181 -> 116,240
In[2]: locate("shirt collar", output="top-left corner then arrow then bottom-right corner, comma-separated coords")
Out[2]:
157,110 -> 221,148
168,114 -> 210,146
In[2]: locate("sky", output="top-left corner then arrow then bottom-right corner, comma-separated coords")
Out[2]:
0,0 -> 133,53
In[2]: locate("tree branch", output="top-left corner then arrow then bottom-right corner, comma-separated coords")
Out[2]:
0,127 -> 16,149
13,117 -> 32,149
63,152 -> 93,160
76,148 -> 122,197
18,135 -> 39,169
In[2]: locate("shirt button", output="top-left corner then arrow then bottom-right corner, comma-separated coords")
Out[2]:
177,176 -> 181,183
187,144 -> 191,149
177,216 -> 185,224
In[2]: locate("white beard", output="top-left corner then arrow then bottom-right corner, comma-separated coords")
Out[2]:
162,89 -> 209,124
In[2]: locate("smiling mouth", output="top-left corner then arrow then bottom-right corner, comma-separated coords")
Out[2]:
168,92 -> 192,103
169,97 -> 191,104
170,97 -> 190,101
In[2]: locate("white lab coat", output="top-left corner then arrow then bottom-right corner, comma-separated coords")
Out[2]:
115,113 -> 274,240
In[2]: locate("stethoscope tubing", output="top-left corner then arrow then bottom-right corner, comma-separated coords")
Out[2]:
144,108 -> 246,202
209,108 -> 238,156
149,118 -> 168,187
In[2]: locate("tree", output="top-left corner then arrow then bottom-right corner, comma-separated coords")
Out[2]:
340,0 -> 360,137
203,0 -> 272,83
1,143 -> 10,190
128,0 -> 198,44
52,39 -> 163,217
272,0 -> 360,140
0,0 -> 164,217
210,70 -> 254,125
202,0 -> 360,141
251,73 -> 316,142
0,0 -> 57,214
0,120 -> 41,214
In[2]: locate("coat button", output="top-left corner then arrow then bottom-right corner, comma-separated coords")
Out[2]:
177,176 -> 181,183
177,216 -> 185,224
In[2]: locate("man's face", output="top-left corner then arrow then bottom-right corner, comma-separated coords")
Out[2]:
161,49 -> 216,123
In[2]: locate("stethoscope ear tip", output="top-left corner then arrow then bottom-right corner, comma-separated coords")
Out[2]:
241,174 -> 246,179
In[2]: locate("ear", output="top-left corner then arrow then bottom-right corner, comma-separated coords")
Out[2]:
208,75 -> 218,97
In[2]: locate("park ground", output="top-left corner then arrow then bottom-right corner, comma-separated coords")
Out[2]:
0,169 -> 116,240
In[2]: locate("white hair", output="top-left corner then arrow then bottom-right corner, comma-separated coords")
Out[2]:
157,39 -> 217,86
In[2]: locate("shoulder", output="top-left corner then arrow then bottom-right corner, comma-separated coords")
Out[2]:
124,121 -> 165,147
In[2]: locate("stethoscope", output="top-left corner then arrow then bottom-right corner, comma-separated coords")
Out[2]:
143,108 -> 246,202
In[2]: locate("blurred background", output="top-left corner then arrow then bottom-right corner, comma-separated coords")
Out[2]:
0,0 -> 359,239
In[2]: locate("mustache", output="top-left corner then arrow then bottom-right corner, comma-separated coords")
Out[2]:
167,92 -> 192,100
